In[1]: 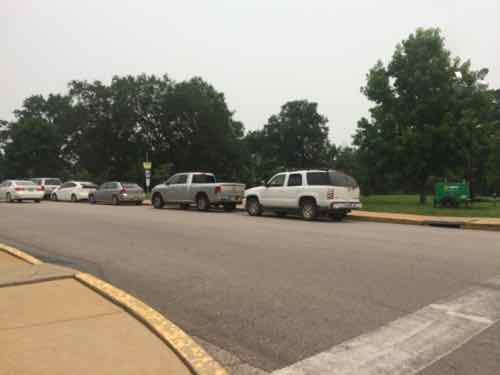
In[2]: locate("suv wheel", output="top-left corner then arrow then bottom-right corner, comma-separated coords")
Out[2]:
52,193 -> 58,201
89,194 -> 96,204
152,193 -> 164,209
6,192 -> 12,203
71,194 -> 78,202
300,199 -> 318,221
112,195 -> 120,206
246,197 -> 262,216
196,194 -> 210,211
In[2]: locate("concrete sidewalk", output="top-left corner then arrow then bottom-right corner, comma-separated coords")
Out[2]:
0,244 -> 227,375
349,210 -> 500,231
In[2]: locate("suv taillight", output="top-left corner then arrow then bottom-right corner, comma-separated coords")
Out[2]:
215,186 -> 221,194
327,189 -> 335,200
37,186 -> 44,191
120,188 -> 127,195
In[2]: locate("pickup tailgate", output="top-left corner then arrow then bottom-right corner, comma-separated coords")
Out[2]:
218,183 -> 245,202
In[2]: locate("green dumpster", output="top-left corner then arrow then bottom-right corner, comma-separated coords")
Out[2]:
434,180 -> 471,208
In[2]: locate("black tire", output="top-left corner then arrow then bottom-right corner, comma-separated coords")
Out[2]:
89,194 -> 96,204
223,203 -> 236,212
300,199 -> 318,221
52,193 -> 58,201
136,201 -> 142,206
71,194 -> 78,203
180,203 -> 190,210
112,195 -> 120,206
152,193 -> 164,209
275,211 -> 287,217
196,194 -> 210,211
246,197 -> 262,216
6,192 -> 12,203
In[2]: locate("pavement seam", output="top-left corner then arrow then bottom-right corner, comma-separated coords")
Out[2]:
75,272 -> 228,375
0,311 -> 122,332
0,274 -> 74,289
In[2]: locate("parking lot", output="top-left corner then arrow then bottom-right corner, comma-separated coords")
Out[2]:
2,201 -> 500,374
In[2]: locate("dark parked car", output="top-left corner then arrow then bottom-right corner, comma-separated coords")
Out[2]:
89,182 -> 145,205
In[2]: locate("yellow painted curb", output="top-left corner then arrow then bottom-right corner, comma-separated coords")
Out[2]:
0,243 -> 42,265
76,272 -> 228,375
0,243 -> 227,375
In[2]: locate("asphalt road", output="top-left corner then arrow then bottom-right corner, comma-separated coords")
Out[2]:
1,202 -> 500,373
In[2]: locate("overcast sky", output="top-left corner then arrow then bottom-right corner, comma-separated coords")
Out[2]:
2,0 -> 499,145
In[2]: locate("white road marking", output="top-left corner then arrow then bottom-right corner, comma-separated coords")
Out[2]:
272,277 -> 500,375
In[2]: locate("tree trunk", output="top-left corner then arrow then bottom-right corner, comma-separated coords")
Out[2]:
419,181 -> 427,205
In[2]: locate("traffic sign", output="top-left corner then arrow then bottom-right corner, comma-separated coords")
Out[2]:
143,162 -> 152,170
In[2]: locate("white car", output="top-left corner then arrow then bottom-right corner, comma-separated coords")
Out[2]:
244,170 -> 362,221
31,177 -> 63,199
0,180 -> 44,203
51,181 -> 97,202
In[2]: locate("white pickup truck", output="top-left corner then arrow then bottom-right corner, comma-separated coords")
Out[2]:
151,172 -> 245,212
244,170 -> 362,221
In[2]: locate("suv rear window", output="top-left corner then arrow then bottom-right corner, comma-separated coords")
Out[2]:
306,171 -> 358,188
306,172 -> 331,186
330,171 -> 358,188
192,174 -> 216,184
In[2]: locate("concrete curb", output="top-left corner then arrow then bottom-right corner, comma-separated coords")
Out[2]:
349,211 -> 500,231
0,243 -> 228,375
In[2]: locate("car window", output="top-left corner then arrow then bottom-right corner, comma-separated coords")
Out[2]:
122,183 -> 141,189
268,174 -> 286,187
46,179 -> 62,185
307,172 -> 331,186
192,174 -> 216,184
329,171 -> 358,188
82,183 -> 97,189
287,174 -> 303,187
177,175 -> 188,184
167,175 -> 179,185
15,181 -> 36,186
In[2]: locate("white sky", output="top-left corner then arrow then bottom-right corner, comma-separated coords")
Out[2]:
1,0 -> 499,145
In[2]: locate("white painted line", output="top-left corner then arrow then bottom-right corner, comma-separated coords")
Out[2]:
272,279 -> 500,375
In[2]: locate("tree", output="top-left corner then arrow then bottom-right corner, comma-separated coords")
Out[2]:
355,28 -> 495,203
253,100 -> 331,174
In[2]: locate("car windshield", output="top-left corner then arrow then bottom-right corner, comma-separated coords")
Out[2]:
46,179 -> 62,185
192,174 -> 216,184
15,181 -> 36,186
122,183 -> 141,189
306,171 -> 358,187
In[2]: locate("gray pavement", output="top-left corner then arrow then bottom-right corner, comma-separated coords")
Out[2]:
1,201 -> 500,373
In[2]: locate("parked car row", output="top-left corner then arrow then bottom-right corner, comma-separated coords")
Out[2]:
1,169 -> 362,221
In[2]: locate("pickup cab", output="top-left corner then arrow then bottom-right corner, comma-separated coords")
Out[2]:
244,170 -> 362,221
151,172 -> 245,212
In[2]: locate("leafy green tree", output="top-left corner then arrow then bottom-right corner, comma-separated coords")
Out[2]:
3,118 -> 65,177
250,100 -> 331,178
355,28 -> 495,203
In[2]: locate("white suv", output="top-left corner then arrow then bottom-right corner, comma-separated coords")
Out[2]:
244,170 -> 362,221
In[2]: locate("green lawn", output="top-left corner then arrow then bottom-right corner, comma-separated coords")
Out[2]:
361,195 -> 500,218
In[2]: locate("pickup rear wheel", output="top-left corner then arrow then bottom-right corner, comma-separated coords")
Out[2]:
152,193 -> 164,209
300,199 -> 318,221
196,194 -> 210,211
246,197 -> 262,216
180,203 -> 190,210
